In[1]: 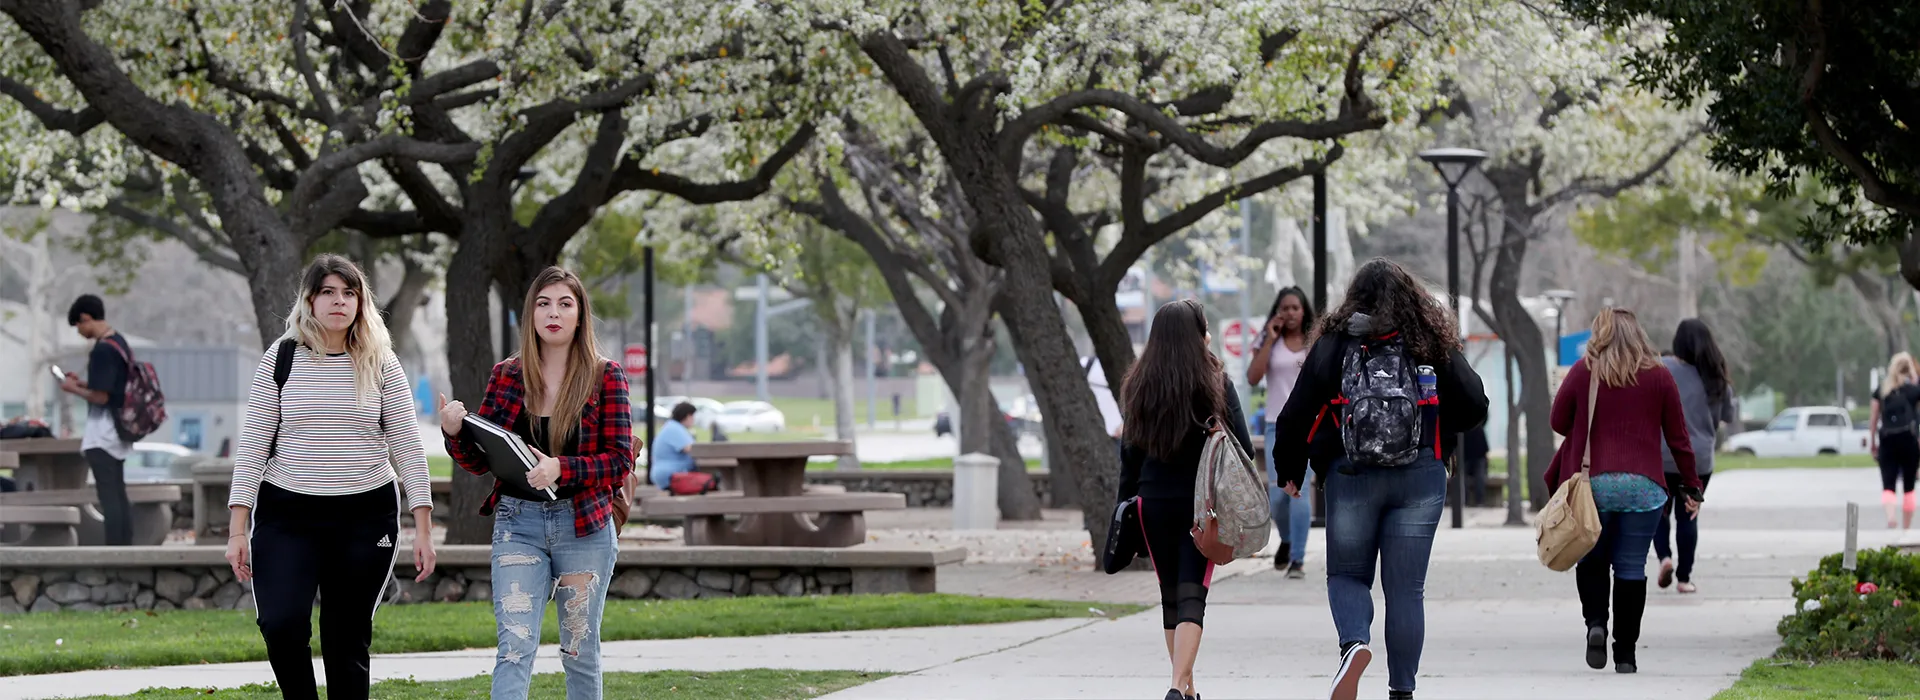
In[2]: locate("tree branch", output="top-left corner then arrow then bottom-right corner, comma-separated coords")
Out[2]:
0,75 -> 105,134
292,135 -> 481,216
611,123 -> 815,204
1541,128 -> 1700,209
99,198 -> 245,274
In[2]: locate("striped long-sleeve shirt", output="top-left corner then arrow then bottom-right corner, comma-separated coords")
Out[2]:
229,345 -> 434,512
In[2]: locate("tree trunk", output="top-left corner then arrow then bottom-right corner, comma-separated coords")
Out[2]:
1076,287 -> 1139,407
1843,270 -> 1910,357
440,233 -> 501,545
384,254 -> 433,370
1489,206 -> 1554,510
824,310 -> 861,471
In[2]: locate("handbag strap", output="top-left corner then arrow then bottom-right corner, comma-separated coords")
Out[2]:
1579,367 -> 1600,476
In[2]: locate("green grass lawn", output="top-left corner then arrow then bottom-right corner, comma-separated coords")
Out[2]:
1713,659 -> 1920,699
77,669 -> 881,700
0,594 -> 1140,676
1714,453 -> 1879,471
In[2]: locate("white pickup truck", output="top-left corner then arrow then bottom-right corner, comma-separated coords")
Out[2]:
1723,406 -> 1871,457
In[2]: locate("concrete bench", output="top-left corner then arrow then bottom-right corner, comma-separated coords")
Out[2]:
0,484 -> 183,546
0,506 -> 82,546
0,451 -> 17,468
642,493 -> 907,547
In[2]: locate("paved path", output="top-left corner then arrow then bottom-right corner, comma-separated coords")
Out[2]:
9,468 -> 1915,699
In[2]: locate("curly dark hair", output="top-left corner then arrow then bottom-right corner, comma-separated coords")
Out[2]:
1121,299 -> 1226,461
1315,258 -> 1459,364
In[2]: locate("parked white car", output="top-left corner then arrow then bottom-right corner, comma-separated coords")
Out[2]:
714,401 -> 787,433
652,396 -> 724,429
92,442 -> 193,484
1723,406 -> 1871,457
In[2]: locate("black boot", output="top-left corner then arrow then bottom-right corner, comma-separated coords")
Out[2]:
1612,578 -> 1647,673
1576,560 -> 1610,669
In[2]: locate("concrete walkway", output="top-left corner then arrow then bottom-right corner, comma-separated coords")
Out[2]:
8,468 -> 1914,699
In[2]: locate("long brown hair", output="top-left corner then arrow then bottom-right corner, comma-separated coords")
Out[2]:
1121,299 -> 1226,461
516,267 -> 606,456
1586,308 -> 1662,388
1315,258 -> 1458,365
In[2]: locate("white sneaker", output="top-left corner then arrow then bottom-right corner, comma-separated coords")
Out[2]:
1330,643 -> 1371,700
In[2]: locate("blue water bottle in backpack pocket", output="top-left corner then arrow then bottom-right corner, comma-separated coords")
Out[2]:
1416,365 -> 1437,402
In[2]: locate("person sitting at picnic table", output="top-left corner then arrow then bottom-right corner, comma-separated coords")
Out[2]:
651,402 -> 698,487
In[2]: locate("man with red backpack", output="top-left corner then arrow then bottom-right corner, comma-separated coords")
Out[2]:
59,294 -> 147,545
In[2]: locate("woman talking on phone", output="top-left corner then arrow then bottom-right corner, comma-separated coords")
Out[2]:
225,254 -> 437,700
440,266 -> 633,700
1247,285 -> 1315,576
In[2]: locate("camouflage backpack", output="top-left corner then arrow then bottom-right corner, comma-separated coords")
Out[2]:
1335,327 -> 1426,468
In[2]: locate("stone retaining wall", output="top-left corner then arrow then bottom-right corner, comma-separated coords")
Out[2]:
0,546 -> 961,614
804,470 -> 1055,508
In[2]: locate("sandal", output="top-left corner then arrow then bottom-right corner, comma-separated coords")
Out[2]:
1657,558 -> 1674,589
1676,581 -> 1697,594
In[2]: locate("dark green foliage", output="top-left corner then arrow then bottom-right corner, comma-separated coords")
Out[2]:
1778,547 -> 1920,662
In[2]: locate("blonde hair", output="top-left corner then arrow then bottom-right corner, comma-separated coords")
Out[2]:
280,255 -> 393,404
1585,307 -> 1662,388
1882,353 -> 1917,396
516,267 -> 606,456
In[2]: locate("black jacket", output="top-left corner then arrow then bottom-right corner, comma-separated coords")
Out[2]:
1269,326 -> 1490,490
1116,375 -> 1255,502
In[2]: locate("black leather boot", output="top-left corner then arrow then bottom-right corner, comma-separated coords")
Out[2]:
1612,578 -> 1647,673
1576,560 -> 1610,669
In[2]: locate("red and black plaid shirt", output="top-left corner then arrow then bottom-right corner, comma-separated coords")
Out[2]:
446,357 -> 635,537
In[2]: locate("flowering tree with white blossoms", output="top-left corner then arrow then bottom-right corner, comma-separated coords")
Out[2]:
0,0 -> 824,541
1427,10 -> 1707,507
777,0 -> 1491,546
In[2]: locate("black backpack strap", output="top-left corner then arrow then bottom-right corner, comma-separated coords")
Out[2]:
274,338 -> 297,390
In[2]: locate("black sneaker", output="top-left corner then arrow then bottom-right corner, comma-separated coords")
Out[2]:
1164,689 -> 1183,700
1585,625 -> 1608,670
1331,643 -> 1371,700
1388,691 -> 1413,700
1275,541 -> 1292,569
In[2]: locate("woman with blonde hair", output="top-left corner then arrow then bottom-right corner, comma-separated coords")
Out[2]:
439,266 -> 632,699
226,254 -> 437,700
1869,352 -> 1920,530
1545,308 -> 1702,675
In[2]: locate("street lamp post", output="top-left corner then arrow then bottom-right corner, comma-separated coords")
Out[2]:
1419,147 -> 1489,531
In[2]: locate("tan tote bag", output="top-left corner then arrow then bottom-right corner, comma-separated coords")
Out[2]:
1537,371 -> 1604,571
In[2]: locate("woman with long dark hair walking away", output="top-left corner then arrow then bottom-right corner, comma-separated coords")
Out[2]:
440,266 -> 633,699
1652,319 -> 1735,594
1870,352 -> 1920,531
1116,299 -> 1254,700
1247,286 -> 1316,577
226,254 -> 437,700
1546,308 -> 1703,674
1270,259 -> 1489,700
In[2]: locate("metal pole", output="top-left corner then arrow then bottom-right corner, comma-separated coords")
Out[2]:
1448,185 -> 1465,530
1505,344 -> 1526,526
755,274 -> 770,402
1312,171 -> 1329,312
1554,311 -> 1565,366
865,309 -> 877,429
644,247 -> 656,456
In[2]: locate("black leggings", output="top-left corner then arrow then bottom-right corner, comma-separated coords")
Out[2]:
1881,436 -> 1920,492
251,481 -> 400,700
1652,473 -> 1711,583
1139,496 -> 1213,630
83,448 -> 132,546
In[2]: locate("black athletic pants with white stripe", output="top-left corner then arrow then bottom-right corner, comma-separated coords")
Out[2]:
251,481 -> 399,700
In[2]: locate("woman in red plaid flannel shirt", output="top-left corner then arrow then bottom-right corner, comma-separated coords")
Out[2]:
438,266 -> 633,699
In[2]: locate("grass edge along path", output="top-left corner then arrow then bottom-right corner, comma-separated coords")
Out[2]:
1711,658 -> 1920,699
75,669 -> 886,700
1,594 -> 1145,676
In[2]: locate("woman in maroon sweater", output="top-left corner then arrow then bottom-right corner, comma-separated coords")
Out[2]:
1546,308 -> 1702,674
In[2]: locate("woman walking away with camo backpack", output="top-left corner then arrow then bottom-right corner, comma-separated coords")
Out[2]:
1115,299 -> 1257,700
1269,258 -> 1489,700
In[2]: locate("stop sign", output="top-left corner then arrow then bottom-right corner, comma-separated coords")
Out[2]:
1221,318 -> 1249,357
624,344 -> 648,376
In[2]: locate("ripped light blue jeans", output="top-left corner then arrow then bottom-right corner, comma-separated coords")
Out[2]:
491,496 -> 618,700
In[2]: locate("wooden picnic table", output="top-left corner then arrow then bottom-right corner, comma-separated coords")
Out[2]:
646,441 -> 905,547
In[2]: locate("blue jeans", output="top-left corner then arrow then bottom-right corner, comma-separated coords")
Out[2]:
1266,442 -> 1314,563
1582,509 -> 1660,581
1323,456 -> 1446,693
491,496 -> 619,700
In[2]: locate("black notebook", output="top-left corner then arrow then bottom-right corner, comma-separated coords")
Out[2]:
462,415 -> 558,500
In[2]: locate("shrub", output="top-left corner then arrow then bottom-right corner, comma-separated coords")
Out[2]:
1778,548 -> 1920,662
